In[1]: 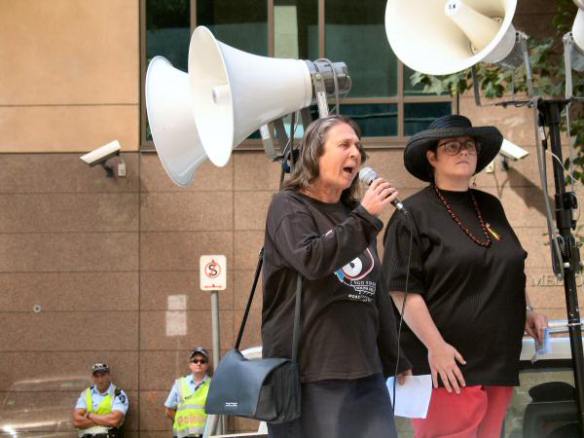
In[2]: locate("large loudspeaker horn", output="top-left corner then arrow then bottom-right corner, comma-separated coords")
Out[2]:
574,8 -> 584,56
564,7 -> 584,98
385,0 -> 517,75
145,56 -> 207,187
188,26 -> 313,167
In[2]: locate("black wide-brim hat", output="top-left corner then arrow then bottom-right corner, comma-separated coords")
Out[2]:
404,114 -> 503,182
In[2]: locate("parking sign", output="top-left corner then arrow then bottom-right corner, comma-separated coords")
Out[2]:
200,255 -> 227,291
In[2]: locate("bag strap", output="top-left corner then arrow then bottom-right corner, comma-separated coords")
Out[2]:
291,274 -> 302,362
234,247 -> 303,362
234,248 -> 264,349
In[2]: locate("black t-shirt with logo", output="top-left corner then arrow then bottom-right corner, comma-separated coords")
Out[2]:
262,190 -> 410,383
383,186 -> 527,386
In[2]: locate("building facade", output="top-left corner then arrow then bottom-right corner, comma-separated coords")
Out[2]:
0,0 -> 574,436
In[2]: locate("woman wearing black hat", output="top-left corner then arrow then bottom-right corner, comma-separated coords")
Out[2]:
382,115 -> 548,438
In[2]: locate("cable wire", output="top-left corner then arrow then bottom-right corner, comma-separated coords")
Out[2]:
533,102 -> 565,278
391,213 -> 414,415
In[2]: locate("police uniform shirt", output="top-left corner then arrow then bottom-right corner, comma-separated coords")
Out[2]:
75,383 -> 129,415
164,374 -> 210,409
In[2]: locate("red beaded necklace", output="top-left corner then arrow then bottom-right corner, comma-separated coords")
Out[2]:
432,184 -> 492,248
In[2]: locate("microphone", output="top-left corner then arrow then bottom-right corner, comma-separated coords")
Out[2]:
359,167 -> 407,214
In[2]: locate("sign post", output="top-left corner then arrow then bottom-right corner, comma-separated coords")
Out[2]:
200,255 -> 227,435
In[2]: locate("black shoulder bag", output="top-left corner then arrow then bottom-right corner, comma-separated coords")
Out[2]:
205,248 -> 302,424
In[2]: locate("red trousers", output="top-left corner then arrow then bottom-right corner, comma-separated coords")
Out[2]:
411,386 -> 514,438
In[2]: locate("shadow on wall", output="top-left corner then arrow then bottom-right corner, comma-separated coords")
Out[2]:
494,166 -> 552,219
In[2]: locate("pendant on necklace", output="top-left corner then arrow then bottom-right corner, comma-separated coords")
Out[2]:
486,223 -> 501,241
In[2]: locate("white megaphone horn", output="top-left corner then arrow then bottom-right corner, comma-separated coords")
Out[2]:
188,26 -> 351,167
385,0 -> 521,76
145,56 -> 207,187
564,7 -> 584,98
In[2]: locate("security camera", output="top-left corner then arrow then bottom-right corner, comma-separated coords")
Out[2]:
80,140 -> 126,178
500,139 -> 529,161
80,140 -> 121,166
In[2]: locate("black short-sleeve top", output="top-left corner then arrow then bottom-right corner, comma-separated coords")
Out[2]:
382,186 -> 527,386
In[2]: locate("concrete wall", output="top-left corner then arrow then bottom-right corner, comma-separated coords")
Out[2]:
0,152 -> 277,436
0,0 -> 139,152
1,142 -> 579,435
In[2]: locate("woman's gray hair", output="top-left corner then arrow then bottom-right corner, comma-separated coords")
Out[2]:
284,115 -> 366,207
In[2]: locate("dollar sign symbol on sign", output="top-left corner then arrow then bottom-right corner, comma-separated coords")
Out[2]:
206,260 -> 220,278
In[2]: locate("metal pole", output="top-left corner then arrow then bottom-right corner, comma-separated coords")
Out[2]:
202,414 -> 218,438
210,290 -> 225,435
538,99 -> 584,436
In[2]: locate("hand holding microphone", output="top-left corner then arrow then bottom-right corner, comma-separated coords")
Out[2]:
359,167 -> 407,216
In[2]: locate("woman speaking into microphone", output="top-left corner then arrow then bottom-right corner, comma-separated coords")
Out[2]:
262,115 -> 410,438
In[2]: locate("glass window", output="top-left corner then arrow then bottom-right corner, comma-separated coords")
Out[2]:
325,0 -> 397,98
274,0 -> 318,60
146,0 -> 190,71
142,0 -> 453,146
403,66 -> 426,96
196,0 -> 268,55
340,104 -> 398,137
145,0 -> 190,142
404,102 -> 451,136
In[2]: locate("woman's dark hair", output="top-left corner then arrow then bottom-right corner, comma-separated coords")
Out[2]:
426,142 -> 438,182
284,115 -> 366,206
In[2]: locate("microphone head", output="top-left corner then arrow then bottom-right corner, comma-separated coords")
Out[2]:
358,166 -> 378,185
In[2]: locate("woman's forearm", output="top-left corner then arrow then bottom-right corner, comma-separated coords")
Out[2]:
391,292 -> 444,351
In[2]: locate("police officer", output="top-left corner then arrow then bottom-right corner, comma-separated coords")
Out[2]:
164,347 -> 212,438
73,363 -> 129,438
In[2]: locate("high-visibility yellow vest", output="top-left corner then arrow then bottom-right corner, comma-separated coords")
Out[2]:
173,376 -> 210,437
85,386 -> 116,415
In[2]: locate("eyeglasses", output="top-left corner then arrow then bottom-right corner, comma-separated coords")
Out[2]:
437,139 -> 479,155
191,359 -> 208,365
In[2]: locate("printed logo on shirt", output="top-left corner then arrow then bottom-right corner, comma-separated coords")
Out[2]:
334,248 -> 376,303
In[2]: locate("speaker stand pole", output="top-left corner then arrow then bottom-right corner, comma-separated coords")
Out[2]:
538,98 -> 584,436
210,289 -> 226,435
203,414 -> 218,438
